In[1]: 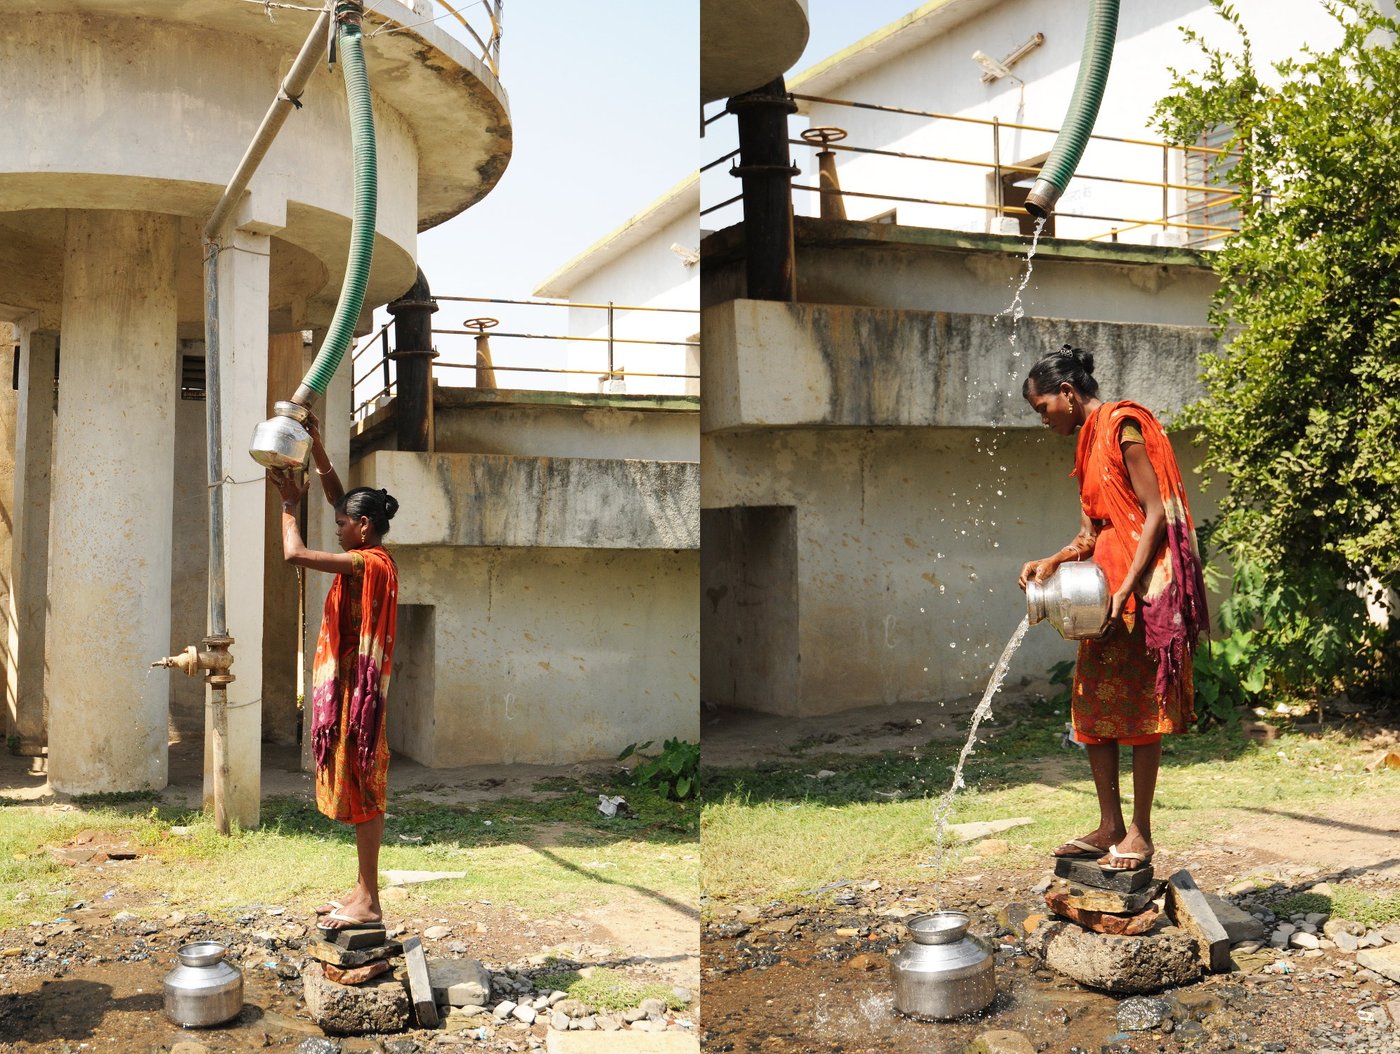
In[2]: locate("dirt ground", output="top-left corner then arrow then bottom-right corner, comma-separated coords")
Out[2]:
0,738 -> 699,1052
701,691 -> 1400,1053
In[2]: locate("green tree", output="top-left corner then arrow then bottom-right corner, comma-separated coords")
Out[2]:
1155,0 -> 1400,702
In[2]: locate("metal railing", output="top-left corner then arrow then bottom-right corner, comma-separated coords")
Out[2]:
702,93 -> 1242,249
363,0 -> 503,76
350,294 -> 699,418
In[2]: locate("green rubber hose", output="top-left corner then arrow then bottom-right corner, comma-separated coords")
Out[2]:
295,6 -> 377,403
1025,0 -> 1118,219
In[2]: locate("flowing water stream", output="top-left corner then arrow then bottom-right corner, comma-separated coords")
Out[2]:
1000,216 -> 1048,349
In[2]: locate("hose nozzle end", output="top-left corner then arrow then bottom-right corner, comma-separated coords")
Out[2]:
1024,178 -> 1062,221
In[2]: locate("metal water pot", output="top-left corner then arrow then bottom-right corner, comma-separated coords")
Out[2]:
249,400 -> 312,470
1026,561 -> 1110,640
889,911 -> 996,1020
163,941 -> 244,1027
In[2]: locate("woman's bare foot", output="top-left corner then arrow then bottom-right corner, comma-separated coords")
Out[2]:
1051,826 -> 1125,858
1099,826 -> 1154,870
317,890 -> 382,930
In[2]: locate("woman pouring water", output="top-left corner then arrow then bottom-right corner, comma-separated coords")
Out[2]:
268,411 -> 400,929
1017,346 -> 1208,871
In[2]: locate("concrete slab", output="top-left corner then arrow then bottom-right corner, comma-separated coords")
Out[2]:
545,1032 -> 698,1054
1166,870 -> 1230,973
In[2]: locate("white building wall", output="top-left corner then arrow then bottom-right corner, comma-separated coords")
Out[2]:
562,210 -> 701,396
788,0 -> 1342,244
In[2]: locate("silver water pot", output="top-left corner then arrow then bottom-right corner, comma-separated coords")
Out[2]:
889,911 -> 996,1020
249,400 -> 312,470
1026,561 -> 1110,640
163,941 -> 244,1027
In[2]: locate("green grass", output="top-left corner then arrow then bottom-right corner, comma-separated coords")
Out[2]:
532,966 -> 684,1011
0,777 -> 697,930
1273,889 -> 1400,927
700,704 -> 1392,905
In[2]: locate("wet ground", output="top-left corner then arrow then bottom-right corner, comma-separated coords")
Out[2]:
701,872 -> 1400,1054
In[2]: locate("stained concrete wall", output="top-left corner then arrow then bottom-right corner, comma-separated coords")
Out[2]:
702,425 -> 1217,715
700,224 -> 1224,716
427,390 -> 701,463
350,393 -> 701,767
389,545 -> 698,766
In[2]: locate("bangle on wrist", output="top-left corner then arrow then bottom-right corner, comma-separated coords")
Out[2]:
315,463 -> 334,477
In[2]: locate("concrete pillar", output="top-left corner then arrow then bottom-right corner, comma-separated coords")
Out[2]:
8,324 -> 55,755
262,330 -> 305,745
0,325 -> 18,747
301,334 -> 349,771
201,228 -> 271,827
47,210 -> 177,794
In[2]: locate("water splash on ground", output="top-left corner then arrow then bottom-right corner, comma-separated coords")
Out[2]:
927,616 -> 1031,888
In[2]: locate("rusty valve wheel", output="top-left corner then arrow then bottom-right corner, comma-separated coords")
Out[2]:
801,126 -> 848,147
463,317 -> 499,333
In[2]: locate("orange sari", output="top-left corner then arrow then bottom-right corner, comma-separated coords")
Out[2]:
1070,401 -> 1208,741
311,546 -> 398,823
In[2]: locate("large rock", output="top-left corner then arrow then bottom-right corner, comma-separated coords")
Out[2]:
427,957 -> 492,1006
965,1030 -> 1036,1054
301,960 -> 410,1035
1203,895 -> 1266,943
1024,920 -> 1202,994
1044,891 -> 1161,935
1358,945 -> 1400,983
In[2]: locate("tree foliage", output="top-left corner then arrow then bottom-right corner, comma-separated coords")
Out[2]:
1155,0 -> 1400,701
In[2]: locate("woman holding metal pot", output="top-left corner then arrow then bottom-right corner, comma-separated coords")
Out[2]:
269,412 -> 400,928
1018,345 -> 1208,871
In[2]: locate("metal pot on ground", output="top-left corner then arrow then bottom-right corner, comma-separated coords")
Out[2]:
889,911 -> 997,1020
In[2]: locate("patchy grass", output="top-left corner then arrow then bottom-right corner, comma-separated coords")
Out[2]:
0,779 -> 697,930
1274,889 -> 1400,928
701,702 -> 1393,906
532,966 -> 684,1011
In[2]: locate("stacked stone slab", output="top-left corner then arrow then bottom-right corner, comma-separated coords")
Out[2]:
1025,859 -> 1230,993
302,923 -> 410,1034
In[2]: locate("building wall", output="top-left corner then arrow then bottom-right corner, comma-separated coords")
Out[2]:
702,424 -> 1218,714
562,209 -> 701,396
785,0 -> 1341,244
391,545 -> 699,765
431,394 -> 701,463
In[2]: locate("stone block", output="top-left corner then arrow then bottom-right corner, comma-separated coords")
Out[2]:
1043,891 -> 1161,936
1202,895 -> 1266,943
947,817 -> 1034,843
1048,877 -> 1165,915
427,957 -> 492,1007
1357,945 -> 1400,983
317,923 -> 387,950
306,938 -> 403,967
964,1029 -> 1036,1054
1053,857 -> 1156,892
301,961 -> 410,1035
1165,870 -> 1230,973
1024,919 -> 1202,994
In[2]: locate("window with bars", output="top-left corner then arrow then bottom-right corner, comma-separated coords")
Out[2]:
181,354 -> 206,401
1182,124 -> 1241,249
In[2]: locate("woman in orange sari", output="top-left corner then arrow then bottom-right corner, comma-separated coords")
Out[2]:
1018,346 -> 1207,871
270,415 -> 398,928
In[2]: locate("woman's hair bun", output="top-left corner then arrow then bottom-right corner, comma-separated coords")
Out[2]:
381,490 -> 399,521
1062,343 -> 1095,376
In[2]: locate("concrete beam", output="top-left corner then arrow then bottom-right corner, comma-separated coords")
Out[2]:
702,298 -> 1214,433
6,323 -> 50,754
357,451 -> 700,551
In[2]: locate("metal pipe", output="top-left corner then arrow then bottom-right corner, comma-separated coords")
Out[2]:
386,268 -> 439,451
728,77 -> 798,301
204,9 -> 332,242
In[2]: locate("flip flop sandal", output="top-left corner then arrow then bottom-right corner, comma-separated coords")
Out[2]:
313,900 -> 343,916
1100,844 -> 1154,871
1052,837 -> 1111,859
317,910 -> 385,933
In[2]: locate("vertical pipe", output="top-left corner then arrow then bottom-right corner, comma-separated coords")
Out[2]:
203,242 -> 226,638
993,117 -> 1003,222
607,301 -> 615,381
816,149 -> 846,220
728,77 -> 798,302
1162,144 -> 1170,236
381,326 -> 391,395
386,269 -> 439,452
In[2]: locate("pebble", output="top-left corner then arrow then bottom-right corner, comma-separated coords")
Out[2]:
424,925 -> 452,940
1290,932 -> 1321,950
512,1005 -> 537,1024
